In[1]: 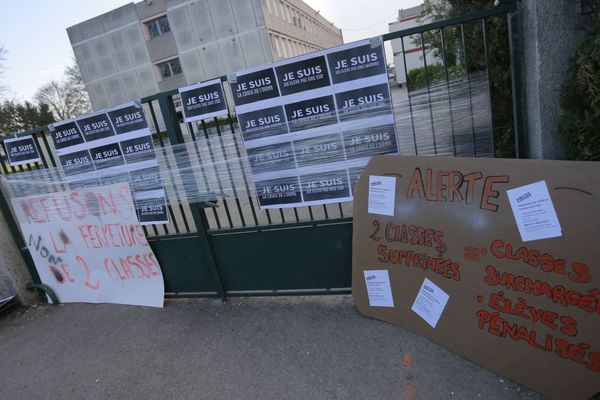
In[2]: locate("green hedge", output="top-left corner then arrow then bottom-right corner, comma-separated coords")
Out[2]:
407,64 -> 466,91
556,9 -> 600,160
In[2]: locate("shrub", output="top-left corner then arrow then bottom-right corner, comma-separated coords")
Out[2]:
556,9 -> 600,160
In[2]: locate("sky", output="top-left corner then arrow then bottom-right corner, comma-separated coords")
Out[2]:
0,0 -> 421,102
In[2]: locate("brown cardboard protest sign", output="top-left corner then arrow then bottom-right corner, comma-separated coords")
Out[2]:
352,155 -> 600,400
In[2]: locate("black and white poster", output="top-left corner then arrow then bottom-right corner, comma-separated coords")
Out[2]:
4,135 -> 41,166
50,101 -> 168,224
230,38 -> 398,208
178,78 -> 229,122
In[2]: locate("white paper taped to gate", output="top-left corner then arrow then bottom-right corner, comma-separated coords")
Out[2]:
4,135 -> 41,166
229,38 -> 399,209
179,78 -> 229,123
49,101 -> 168,225
12,183 -> 164,307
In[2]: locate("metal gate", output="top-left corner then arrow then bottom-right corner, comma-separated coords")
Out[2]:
0,3 -> 524,299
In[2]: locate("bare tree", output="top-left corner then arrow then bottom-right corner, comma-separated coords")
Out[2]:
34,58 -> 91,120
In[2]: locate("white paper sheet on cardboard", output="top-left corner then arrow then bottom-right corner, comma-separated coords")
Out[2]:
411,278 -> 449,328
506,180 -> 562,242
363,269 -> 394,307
367,175 -> 396,216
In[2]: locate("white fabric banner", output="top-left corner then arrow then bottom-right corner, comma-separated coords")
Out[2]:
13,183 -> 164,307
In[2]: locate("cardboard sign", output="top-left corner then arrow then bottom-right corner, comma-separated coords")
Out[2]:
352,155 -> 600,400
4,136 -> 42,166
50,102 -> 168,225
178,78 -> 228,122
230,38 -> 398,209
13,183 -> 164,307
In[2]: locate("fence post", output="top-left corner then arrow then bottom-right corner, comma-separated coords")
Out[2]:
156,93 -> 226,299
507,4 -> 527,158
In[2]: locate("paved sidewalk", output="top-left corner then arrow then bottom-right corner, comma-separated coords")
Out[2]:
0,296 -> 546,400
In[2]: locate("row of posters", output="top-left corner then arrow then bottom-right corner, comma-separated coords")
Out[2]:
50,102 -> 168,225
229,38 -> 399,208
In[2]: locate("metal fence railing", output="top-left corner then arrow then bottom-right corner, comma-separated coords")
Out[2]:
0,3 -> 524,298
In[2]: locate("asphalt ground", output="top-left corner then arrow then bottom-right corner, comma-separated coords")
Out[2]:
0,296 -> 547,400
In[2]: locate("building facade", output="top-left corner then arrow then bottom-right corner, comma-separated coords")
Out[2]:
68,0 -> 343,110
388,5 -> 438,86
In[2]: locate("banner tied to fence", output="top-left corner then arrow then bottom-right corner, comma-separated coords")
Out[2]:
13,183 -> 164,307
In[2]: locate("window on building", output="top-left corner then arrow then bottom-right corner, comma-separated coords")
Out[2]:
146,15 -> 171,39
157,58 -> 182,79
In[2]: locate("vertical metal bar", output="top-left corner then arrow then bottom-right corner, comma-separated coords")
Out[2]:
420,32 -> 439,155
440,28 -> 458,156
225,113 -> 259,226
188,122 -> 221,229
145,101 -> 165,235
214,117 -> 246,227
40,132 -> 58,167
507,9 -> 527,158
32,132 -> 49,168
157,93 -> 226,299
459,23 -> 478,156
279,208 -> 285,222
146,102 -> 170,236
201,119 -> 234,228
265,208 -> 273,224
482,17 -> 496,157
400,36 -> 419,155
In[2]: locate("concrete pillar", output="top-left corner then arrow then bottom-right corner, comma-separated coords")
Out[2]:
521,0 -> 585,159
0,209 -> 37,305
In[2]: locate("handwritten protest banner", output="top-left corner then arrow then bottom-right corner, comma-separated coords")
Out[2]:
352,155 -> 600,400
13,183 -> 164,307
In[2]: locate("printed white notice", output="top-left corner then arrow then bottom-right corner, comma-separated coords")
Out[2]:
411,278 -> 449,328
368,175 -> 396,216
363,269 -> 394,307
506,180 -> 562,242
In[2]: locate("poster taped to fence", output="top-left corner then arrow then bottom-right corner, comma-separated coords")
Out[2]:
179,78 -> 228,122
49,101 -> 168,225
4,135 -> 41,166
13,183 -> 164,307
230,38 -> 398,209
352,155 -> 600,400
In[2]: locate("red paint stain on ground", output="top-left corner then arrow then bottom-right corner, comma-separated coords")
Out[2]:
405,383 -> 416,400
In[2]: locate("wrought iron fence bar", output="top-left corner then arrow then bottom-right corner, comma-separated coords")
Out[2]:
420,32 -> 439,155
440,28 -> 458,156
200,119 -> 234,228
459,23 -> 478,156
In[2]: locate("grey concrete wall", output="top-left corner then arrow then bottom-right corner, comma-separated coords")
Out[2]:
166,0 -> 272,83
521,0 -> 584,159
69,4 -> 160,110
136,0 -> 167,20
145,31 -> 178,62
0,209 -> 37,305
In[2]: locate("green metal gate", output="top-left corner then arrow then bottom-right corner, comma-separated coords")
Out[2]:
0,2 -> 524,300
